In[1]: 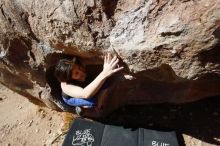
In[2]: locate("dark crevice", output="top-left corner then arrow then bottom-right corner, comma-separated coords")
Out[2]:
29,51 -> 36,61
213,24 -> 220,40
92,31 -> 99,45
20,12 -> 40,43
198,43 -> 220,64
0,5 -> 6,19
161,31 -> 182,37
85,7 -> 93,16
85,7 -> 95,24
101,0 -> 118,19
8,17 -> 12,23
46,66 -> 61,98
8,38 -> 30,64
155,45 -> 164,50
132,53 -> 137,58
197,73 -> 220,81
72,0 -> 80,19
199,24 -> 220,64
178,0 -> 192,2
0,5 -> 12,24
87,25 -> 92,32
38,91 -> 43,98
48,0 -> 63,17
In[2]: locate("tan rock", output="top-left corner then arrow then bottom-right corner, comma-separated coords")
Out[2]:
0,0 -> 220,118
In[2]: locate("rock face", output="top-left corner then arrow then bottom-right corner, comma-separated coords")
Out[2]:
0,0 -> 220,116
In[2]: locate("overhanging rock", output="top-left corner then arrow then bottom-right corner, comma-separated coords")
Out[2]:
0,0 -> 220,115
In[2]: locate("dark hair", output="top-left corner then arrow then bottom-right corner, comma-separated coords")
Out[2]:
54,58 -> 77,83
54,57 -> 97,88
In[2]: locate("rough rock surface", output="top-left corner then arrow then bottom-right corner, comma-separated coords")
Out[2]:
0,0 -> 220,116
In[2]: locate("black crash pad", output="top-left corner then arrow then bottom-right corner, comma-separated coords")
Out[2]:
62,118 -> 179,146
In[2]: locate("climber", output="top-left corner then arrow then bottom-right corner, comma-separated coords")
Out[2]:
54,54 -> 124,113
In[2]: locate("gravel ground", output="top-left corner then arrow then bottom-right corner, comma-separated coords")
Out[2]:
0,83 -> 69,146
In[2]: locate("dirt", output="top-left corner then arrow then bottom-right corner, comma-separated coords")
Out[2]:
0,83 -> 220,146
0,83 -> 75,146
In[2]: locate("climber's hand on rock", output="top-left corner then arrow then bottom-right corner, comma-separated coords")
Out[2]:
102,54 -> 124,78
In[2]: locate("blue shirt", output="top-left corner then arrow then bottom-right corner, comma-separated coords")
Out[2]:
62,81 -> 109,107
62,92 -> 97,107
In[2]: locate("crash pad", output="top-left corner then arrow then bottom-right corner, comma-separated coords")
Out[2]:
62,118 -> 179,146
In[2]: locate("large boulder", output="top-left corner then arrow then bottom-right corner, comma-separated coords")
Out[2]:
0,0 -> 220,116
